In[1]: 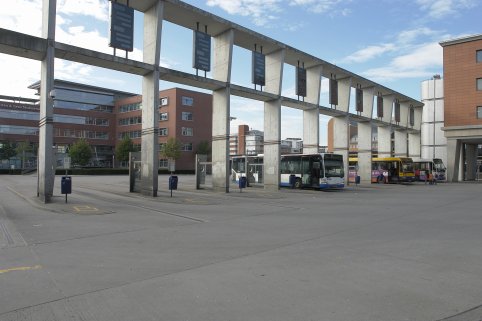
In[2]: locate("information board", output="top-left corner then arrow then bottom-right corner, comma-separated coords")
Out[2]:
109,2 -> 134,52
193,31 -> 211,72
329,79 -> 338,105
377,96 -> 384,118
356,88 -> 363,112
296,67 -> 307,97
252,51 -> 265,86
394,101 -> 400,123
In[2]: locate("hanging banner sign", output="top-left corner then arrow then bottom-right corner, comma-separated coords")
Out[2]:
252,51 -> 265,86
296,67 -> 307,97
109,2 -> 134,52
193,31 -> 211,71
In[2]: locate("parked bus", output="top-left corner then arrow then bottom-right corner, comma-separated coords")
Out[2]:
349,157 -> 415,183
231,153 -> 345,189
280,153 -> 344,189
412,158 -> 446,182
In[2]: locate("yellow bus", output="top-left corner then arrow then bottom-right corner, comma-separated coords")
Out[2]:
349,157 -> 415,183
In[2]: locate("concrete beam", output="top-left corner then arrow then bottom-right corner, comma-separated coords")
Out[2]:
381,95 -> 394,124
378,126 -> 392,158
361,86 -> 375,119
408,133 -> 421,158
394,130 -> 407,157
337,77 -> 352,113
0,28 -> 46,60
332,115 -> 349,185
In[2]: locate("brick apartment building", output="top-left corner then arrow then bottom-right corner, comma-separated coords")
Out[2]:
115,87 -> 212,171
440,34 -> 482,181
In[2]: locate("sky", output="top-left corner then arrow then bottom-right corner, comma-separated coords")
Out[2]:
0,0 -> 480,144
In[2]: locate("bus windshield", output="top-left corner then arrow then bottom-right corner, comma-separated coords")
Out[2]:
433,159 -> 446,172
401,160 -> 413,172
324,155 -> 344,177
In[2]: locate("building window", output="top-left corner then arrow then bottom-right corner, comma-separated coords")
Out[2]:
182,127 -> 193,136
160,97 -> 168,106
119,102 -> 142,113
159,159 -> 168,168
181,143 -> 193,151
182,112 -> 193,121
160,112 -> 168,121
478,78 -> 482,91
477,106 -> 482,119
181,96 -> 193,106
477,50 -> 482,63
159,128 -> 168,136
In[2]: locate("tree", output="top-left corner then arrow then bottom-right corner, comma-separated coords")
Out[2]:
115,136 -> 136,163
196,140 -> 211,156
69,138 -> 92,166
15,141 -> 32,169
0,141 -> 16,160
160,137 -> 181,160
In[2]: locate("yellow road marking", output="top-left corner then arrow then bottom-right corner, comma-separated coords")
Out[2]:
73,206 -> 99,212
0,265 -> 42,274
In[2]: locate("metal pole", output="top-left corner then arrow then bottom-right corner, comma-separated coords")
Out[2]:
433,76 -> 436,159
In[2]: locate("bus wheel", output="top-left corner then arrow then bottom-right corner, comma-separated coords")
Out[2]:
294,178 -> 302,189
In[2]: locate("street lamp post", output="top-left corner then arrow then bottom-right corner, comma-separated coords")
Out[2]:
432,74 -> 440,159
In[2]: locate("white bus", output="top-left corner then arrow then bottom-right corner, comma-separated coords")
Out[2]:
231,153 -> 345,189
412,158 -> 446,182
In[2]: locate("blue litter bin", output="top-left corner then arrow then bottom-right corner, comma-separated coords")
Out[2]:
355,175 -> 360,184
169,176 -> 178,190
239,176 -> 247,189
61,176 -> 72,194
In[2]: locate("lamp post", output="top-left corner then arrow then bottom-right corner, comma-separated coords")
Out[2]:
432,74 -> 440,159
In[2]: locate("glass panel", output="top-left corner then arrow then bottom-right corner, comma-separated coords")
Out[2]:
477,78 -> 482,91
477,106 -> 482,119
477,50 -> 482,63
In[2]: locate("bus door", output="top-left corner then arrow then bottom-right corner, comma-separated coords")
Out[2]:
389,161 -> 399,183
310,159 -> 321,187
301,156 -> 311,186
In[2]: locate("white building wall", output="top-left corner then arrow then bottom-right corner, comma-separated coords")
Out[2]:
420,78 -> 447,164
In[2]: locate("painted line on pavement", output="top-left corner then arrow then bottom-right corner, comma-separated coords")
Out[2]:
0,265 -> 42,274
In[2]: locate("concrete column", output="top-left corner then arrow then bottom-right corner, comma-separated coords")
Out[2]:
408,133 -> 421,158
361,87 -> 375,119
357,122 -> 372,185
303,65 -> 322,153
394,130 -> 407,157
465,144 -> 477,181
333,116 -> 349,185
446,138 -> 461,182
399,102 -> 409,127
212,29 -> 234,192
141,2 -> 163,196
337,77 -> 352,113
38,0 -> 56,203
382,95 -> 394,124
263,49 -> 285,191
377,126 -> 392,158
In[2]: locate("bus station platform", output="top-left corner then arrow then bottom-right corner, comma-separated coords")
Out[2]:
1,174 -> 482,321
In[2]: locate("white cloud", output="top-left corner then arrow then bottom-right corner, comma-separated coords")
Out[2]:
342,44 -> 396,64
58,0 -> 109,21
289,0 -> 348,14
362,42 -> 442,82
0,54 -> 40,98
206,0 -> 282,26
416,0 -> 477,19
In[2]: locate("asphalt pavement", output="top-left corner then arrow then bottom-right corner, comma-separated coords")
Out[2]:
1,174 -> 482,321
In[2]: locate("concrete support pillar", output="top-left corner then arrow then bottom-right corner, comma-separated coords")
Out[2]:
337,77 -> 352,113
446,138 -> 461,182
357,122 -> 372,185
211,29 -> 234,192
38,0 -> 56,203
377,126 -> 392,158
465,144 -> 477,181
303,65 -> 322,153
399,102 -> 409,127
333,116 -> 349,185
382,95 -> 394,124
361,87 -> 375,119
408,133 -> 421,158
263,49 -> 285,191
394,130 -> 407,157
141,2 -> 163,196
